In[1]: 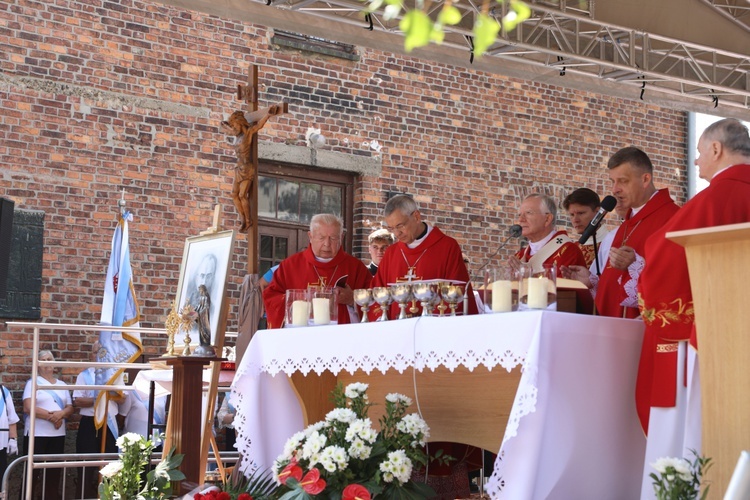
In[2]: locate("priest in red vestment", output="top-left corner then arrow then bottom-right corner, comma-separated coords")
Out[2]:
591,147 -> 679,318
370,194 -> 478,498
370,194 -> 477,318
263,214 -> 371,329
510,193 -> 586,272
635,119 -> 750,499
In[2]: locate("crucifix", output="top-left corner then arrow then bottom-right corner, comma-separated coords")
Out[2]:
222,64 -> 288,273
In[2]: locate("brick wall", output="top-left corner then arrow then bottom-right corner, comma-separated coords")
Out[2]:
0,0 -> 688,395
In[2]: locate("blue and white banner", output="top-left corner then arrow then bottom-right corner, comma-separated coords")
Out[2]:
95,210 -> 143,432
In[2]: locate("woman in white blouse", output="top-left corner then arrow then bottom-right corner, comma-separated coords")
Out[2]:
22,350 -> 73,500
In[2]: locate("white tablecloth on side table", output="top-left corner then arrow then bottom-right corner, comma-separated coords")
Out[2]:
231,311 -> 646,499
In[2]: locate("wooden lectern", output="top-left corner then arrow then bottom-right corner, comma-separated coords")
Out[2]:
667,222 -> 750,496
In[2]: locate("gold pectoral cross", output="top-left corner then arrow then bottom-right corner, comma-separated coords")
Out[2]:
310,277 -> 328,288
399,267 -> 422,282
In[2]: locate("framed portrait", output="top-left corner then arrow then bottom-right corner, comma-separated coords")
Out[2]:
174,229 -> 235,348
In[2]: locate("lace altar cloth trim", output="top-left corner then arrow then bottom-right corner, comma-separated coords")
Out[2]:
233,312 -> 546,478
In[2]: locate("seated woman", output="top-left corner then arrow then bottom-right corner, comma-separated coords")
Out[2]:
22,350 -> 73,500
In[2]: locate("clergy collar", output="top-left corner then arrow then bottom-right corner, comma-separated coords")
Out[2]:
528,229 -> 557,256
407,223 -> 432,249
711,164 -> 736,180
630,190 -> 658,217
315,256 -> 334,263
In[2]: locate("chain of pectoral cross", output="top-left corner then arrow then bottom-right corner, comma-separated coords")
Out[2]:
399,249 -> 427,282
311,265 -> 339,288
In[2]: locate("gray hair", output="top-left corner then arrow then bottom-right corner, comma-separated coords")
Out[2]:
703,118 -> 750,156
309,214 -> 343,236
524,193 -> 557,226
384,194 -> 417,218
38,350 -> 54,360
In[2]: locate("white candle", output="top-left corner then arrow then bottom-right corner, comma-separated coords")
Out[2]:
527,277 -> 549,309
491,280 -> 512,312
312,297 -> 330,325
291,300 -> 309,326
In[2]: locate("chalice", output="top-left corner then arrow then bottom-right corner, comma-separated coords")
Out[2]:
353,288 -> 374,323
372,287 -> 393,321
412,282 -> 436,317
441,284 -> 465,316
389,283 -> 413,320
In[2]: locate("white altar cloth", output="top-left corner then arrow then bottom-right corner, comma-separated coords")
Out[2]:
231,311 -> 646,499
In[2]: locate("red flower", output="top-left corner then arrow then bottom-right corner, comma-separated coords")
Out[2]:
194,495 -> 204,500
278,462 -> 303,485
299,468 -> 326,495
237,494 -> 254,500
217,492 -> 231,500
342,484 -> 371,500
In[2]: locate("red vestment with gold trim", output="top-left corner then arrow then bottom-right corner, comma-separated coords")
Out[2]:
635,165 -> 750,432
263,245 -> 371,329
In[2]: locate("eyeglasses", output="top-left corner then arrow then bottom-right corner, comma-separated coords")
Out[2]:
386,211 -> 415,232
517,210 -> 549,219
313,235 -> 341,243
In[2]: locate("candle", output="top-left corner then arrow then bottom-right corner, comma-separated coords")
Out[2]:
491,280 -> 512,312
527,277 -> 549,309
312,297 -> 330,325
291,300 -> 309,326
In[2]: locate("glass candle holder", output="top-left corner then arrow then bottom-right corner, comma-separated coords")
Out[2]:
310,288 -> 338,325
519,264 -> 557,311
484,266 -> 516,313
285,289 -> 310,327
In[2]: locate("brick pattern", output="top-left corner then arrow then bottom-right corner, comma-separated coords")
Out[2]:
0,0 -> 688,396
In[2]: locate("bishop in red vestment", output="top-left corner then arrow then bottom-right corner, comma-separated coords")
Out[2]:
371,196 -> 477,318
263,214 -> 371,329
636,119 -> 750,432
593,147 -> 679,318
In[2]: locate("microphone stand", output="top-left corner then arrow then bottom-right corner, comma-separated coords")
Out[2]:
475,234 -> 516,276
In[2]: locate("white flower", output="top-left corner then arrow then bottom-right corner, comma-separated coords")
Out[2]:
385,393 -> 412,406
325,407 -> 357,424
345,382 -> 369,398
100,460 -> 124,478
652,457 -> 690,475
280,431 -> 306,461
345,418 -> 375,442
348,438 -> 372,460
301,431 -> 327,460
305,421 -> 327,435
397,413 -> 430,445
115,432 -> 142,450
380,450 -> 413,485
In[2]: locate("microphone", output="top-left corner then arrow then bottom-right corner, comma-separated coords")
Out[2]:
578,196 -> 617,244
476,224 -> 523,274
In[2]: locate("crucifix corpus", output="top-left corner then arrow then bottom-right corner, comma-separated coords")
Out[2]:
221,65 -> 287,255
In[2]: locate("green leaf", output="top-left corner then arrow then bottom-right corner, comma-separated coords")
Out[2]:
400,10 -> 433,52
438,5 -> 462,25
430,26 -> 445,44
472,13 -> 500,57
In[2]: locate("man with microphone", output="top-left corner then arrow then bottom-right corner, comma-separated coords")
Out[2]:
564,147 -> 679,318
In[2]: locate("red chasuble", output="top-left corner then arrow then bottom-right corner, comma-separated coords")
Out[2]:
263,245 -> 372,329
595,189 -> 679,318
370,226 -> 477,318
635,165 -> 750,432
513,230 -> 587,269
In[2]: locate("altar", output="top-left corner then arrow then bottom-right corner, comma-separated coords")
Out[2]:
232,311 -> 647,499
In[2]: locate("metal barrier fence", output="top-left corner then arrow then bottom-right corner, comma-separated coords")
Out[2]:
0,451 -> 241,499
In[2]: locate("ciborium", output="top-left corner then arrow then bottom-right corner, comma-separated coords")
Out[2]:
372,287 -> 393,321
440,283 -> 465,316
412,282 -> 436,317
389,283 -> 413,320
353,288 -> 374,323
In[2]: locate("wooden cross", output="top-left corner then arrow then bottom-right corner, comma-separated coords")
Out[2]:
233,64 -> 288,274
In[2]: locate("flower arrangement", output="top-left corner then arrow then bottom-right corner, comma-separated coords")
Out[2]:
271,382 -> 436,499
650,450 -> 712,500
99,432 -> 185,500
